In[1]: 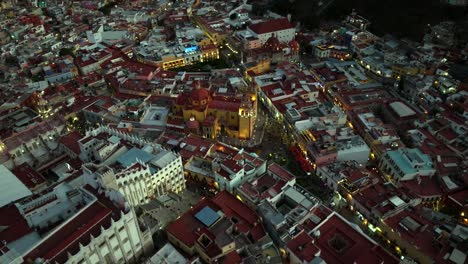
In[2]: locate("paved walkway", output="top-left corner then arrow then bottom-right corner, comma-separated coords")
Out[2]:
141,189 -> 202,229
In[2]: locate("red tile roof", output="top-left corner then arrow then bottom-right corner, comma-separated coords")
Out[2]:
59,131 -> 83,155
441,110 -> 466,126
0,204 -> 33,244
68,96 -> 100,113
354,181 -> 390,206
25,201 -> 113,263
437,126 -> 459,141
287,231 -> 321,262
208,100 -> 240,112
221,159 -> 243,173
201,44 -> 218,51
179,134 -> 214,161
167,191 -> 265,260
249,18 -> 294,35
212,191 -> 260,226
239,173 -> 287,201
241,152 -> 264,167
312,67 -> 347,84
250,223 -> 267,241
315,213 -> 398,264
175,92 -> 190,106
78,135 -> 94,145
335,88 -> 394,110
24,185 -> 127,263
12,163 -> 46,190
222,251 -> 242,264
384,208 -> 448,263
2,117 -> 65,151
300,205 -> 334,231
214,143 -> 239,157
448,189 -> 468,208
295,206 -> 397,263
400,177 -> 443,198
268,163 -> 295,181
190,87 -> 211,101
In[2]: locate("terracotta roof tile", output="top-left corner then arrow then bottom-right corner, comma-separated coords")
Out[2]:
26,201 -> 113,263
59,131 -> 83,155
249,18 -> 294,35
12,163 -> 47,190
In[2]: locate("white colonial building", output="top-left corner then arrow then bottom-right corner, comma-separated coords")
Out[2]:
0,117 -> 66,170
0,183 -> 153,264
247,18 -> 296,46
80,126 -> 186,206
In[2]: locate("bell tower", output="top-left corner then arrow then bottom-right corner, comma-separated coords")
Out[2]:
238,93 -> 257,139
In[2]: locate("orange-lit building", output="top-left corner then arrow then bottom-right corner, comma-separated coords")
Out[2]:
173,84 -> 257,139
172,79 -> 257,139
200,44 -> 220,62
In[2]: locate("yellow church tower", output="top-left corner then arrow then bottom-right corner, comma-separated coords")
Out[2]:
238,93 -> 257,139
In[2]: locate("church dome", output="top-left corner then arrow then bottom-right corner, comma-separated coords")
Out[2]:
190,87 -> 210,102
264,35 -> 281,52
289,39 -> 300,50
186,116 -> 200,129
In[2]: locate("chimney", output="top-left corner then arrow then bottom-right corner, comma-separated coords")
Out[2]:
313,230 -> 321,239
287,14 -> 292,22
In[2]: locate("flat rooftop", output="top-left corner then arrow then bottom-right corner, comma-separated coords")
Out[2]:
140,106 -> 169,126
0,165 -> 33,207
389,101 -> 416,118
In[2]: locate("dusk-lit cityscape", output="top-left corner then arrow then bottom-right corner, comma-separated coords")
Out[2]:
0,0 -> 467,263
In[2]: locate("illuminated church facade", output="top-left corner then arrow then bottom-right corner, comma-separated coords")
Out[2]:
173,84 -> 257,140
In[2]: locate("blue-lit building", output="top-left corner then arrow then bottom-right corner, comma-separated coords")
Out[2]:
379,148 -> 435,182
183,44 -> 198,54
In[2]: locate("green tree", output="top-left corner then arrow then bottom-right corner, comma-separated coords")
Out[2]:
5,56 -> 18,66
31,73 -> 44,82
59,47 -> 75,58
398,76 -> 405,92
230,13 -> 238,20
98,2 -> 116,16
303,44 -> 313,54
251,4 -> 266,16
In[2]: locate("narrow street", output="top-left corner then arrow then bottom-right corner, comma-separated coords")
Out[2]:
219,102 -> 267,148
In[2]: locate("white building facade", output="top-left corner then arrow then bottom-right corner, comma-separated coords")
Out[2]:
81,126 -> 186,206
0,183 -> 153,264
247,18 -> 296,46
61,206 -> 152,264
